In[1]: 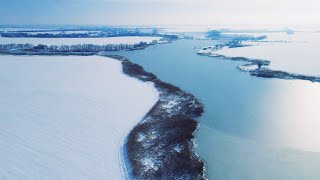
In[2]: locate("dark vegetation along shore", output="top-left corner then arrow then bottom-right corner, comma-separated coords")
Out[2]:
0,41 -> 157,52
198,52 -> 320,84
101,54 -> 206,180
199,30 -> 320,84
0,49 -> 207,179
248,67 -> 320,83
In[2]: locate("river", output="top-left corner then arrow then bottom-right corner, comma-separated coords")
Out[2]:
112,39 -> 320,180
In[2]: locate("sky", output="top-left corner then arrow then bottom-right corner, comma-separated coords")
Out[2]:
1,0 -> 320,25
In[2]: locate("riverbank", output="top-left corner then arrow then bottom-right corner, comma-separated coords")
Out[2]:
0,51 -> 206,179
100,54 -> 206,179
197,51 -> 320,83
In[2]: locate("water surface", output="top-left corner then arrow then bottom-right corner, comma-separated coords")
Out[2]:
111,39 -> 320,179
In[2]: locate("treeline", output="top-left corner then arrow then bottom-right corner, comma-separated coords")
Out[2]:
1,32 -> 156,38
0,41 -> 156,52
207,30 -> 267,41
0,32 -> 179,40
0,43 -> 34,49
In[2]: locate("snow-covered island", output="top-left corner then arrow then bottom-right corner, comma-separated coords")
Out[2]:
197,31 -> 320,83
102,55 -> 205,179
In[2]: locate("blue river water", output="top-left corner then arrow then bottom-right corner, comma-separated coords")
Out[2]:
112,39 -> 320,180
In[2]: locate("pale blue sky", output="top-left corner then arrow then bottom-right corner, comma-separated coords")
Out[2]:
1,0 -> 320,25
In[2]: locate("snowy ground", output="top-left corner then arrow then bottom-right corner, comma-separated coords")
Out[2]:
215,32 -> 320,76
0,55 -> 158,179
0,36 -> 161,46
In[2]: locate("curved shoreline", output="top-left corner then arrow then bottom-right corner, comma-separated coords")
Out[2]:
102,54 -> 206,179
0,55 -> 160,179
198,53 -> 320,83
0,51 -> 207,179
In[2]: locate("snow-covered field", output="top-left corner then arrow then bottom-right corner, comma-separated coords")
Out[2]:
215,32 -> 320,76
0,36 -> 161,45
0,55 -> 158,179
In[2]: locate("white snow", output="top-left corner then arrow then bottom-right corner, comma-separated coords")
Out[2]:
174,144 -> 184,153
136,133 -> 146,142
162,100 -> 178,113
140,158 -> 158,172
0,36 -> 161,46
0,55 -> 159,180
215,32 -> 320,76
150,130 -> 158,140
238,64 -> 261,72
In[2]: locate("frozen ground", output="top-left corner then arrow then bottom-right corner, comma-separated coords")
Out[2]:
0,36 -> 161,46
215,32 -> 320,76
0,55 -> 158,179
